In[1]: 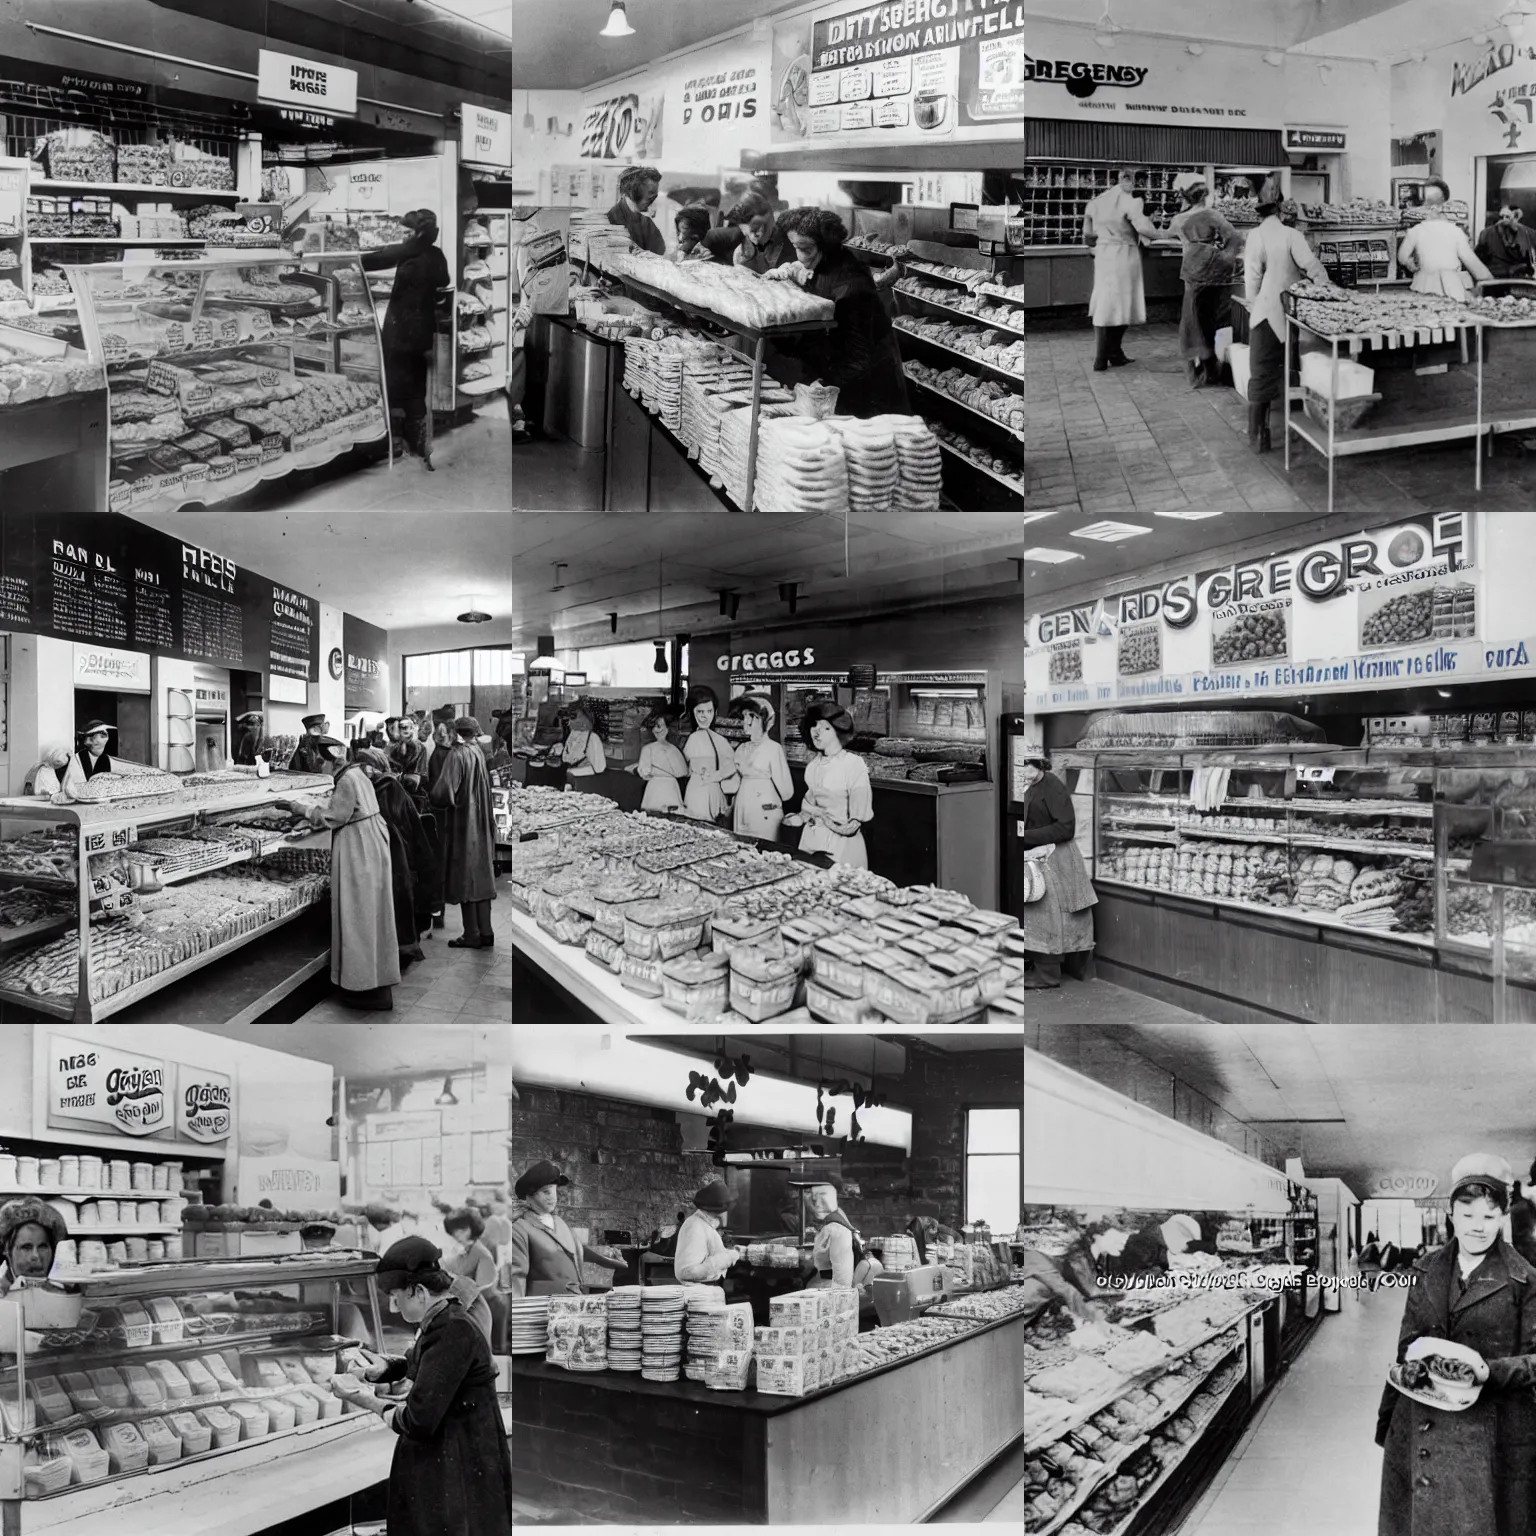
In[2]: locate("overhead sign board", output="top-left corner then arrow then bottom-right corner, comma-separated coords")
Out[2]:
177,1064 -> 233,1144
73,643 -> 151,693
1286,125 -> 1348,151
461,103 -> 512,167
1370,1171 -> 1439,1198
257,49 -> 358,117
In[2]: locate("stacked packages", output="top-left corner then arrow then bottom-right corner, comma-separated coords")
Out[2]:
754,1287 -> 861,1396
544,1293 -> 608,1372
683,1287 -> 752,1382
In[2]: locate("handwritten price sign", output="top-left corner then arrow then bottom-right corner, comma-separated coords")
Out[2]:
83,827 -> 135,853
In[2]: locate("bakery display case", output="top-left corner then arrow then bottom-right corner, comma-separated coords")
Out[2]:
0,1254 -> 384,1522
0,774 -> 334,1022
63,254 -> 389,514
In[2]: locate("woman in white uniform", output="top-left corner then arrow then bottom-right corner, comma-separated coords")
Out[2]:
784,702 -> 872,868
730,696 -> 793,841
802,1177 -> 882,1297
1082,166 -> 1160,372
680,686 -> 739,824
672,1181 -> 745,1283
1398,178 -> 1493,298
626,711 -> 688,812
560,706 -> 606,786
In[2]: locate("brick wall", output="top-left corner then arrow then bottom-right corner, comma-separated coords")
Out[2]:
512,1087 -> 719,1243
513,1043 -> 1022,1245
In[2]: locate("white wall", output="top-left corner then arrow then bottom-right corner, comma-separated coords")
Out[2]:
512,88 -> 583,205
154,656 -> 195,773
6,634 -> 73,797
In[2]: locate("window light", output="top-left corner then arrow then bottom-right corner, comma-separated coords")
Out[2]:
1023,547 -> 1083,563
1070,521 -> 1153,542
1154,510 -> 1225,520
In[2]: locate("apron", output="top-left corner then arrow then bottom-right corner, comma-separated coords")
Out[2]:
562,729 -> 598,776
76,748 -> 111,780
682,731 -> 733,822
638,742 -> 687,813
733,741 -> 786,841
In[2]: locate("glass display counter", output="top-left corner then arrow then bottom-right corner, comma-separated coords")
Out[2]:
1054,743 -> 1536,1019
0,1254 -> 384,1521
64,255 -> 390,514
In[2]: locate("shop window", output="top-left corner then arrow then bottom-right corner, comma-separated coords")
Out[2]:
964,1106 -> 1020,1232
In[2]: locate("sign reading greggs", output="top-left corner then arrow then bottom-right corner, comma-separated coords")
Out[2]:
717,646 -> 818,672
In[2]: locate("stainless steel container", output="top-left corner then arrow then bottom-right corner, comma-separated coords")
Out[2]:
544,319 -> 611,448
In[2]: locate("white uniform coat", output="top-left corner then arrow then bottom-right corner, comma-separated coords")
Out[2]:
1084,189 -> 1158,327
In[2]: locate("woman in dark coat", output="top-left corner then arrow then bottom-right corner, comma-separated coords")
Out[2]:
1167,175 -> 1242,389
1377,1154 -> 1536,1536
1018,750 -> 1097,989
361,209 -> 452,468
769,206 -> 910,419
357,749 -> 440,965
335,1238 -> 511,1536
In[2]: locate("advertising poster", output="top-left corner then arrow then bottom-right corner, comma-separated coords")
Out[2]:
49,1035 -> 169,1139
1025,514 -> 1508,712
771,0 -> 1023,146
176,1064 -> 234,1144
579,90 -> 663,160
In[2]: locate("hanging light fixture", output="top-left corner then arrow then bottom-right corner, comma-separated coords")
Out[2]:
600,1 -> 635,39
457,593 -> 491,624
652,558 -> 668,674
1093,2 -> 1121,49
653,641 -> 669,675
521,90 -> 535,131
527,635 -> 561,673
434,1076 -> 459,1107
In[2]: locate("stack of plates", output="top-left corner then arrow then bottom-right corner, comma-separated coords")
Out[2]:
640,1284 -> 687,1382
606,1286 -> 644,1371
683,1284 -> 727,1382
510,1296 -> 550,1355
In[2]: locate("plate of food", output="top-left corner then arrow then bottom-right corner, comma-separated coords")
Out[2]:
1389,1338 -> 1484,1410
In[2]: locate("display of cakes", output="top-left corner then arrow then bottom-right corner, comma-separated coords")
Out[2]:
509,794 -> 1024,1023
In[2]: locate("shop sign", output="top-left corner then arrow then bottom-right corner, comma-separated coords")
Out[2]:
461,104 -> 513,168
579,91 -> 663,159
177,1065 -> 233,1143
1285,125 -> 1347,151
32,66 -> 149,101
239,1155 -> 341,1204
342,612 -> 389,713
1370,1171 -> 1438,1197
715,645 -> 819,673
49,1035 -> 168,1138
328,647 -> 345,681
73,643 -> 150,693
257,50 -> 358,117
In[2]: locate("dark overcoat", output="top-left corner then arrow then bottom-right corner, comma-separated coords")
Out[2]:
378,1299 -> 512,1536
1377,1238 -> 1536,1536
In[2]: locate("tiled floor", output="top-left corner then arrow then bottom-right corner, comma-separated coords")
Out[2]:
1026,321 -> 1536,515
1023,976 -> 1219,1024
1180,1282 -> 1398,1534
296,899 -> 512,1024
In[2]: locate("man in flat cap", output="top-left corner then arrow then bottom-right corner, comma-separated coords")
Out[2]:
429,716 -> 498,949
287,713 -> 332,775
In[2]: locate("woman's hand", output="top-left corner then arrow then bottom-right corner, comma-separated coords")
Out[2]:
781,813 -> 805,828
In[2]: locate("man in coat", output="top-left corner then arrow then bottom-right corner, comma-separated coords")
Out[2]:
430,716 -> 498,949
274,739 -> 400,1010
234,712 -> 264,766
1377,1153 -> 1536,1536
286,714 -> 332,775
508,1161 -> 587,1297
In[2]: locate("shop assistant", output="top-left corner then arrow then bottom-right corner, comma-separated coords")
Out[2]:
1398,178 -> 1494,298
626,711 -> 689,812
803,1176 -> 883,1294
59,720 -> 116,798
332,1239 -> 511,1536
606,165 -> 667,255
1018,750 -> 1098,990
673,1181 -> 746,1283
508,1161 -> 588,1296
784,702 -> 873,868
764,206 -> 910,418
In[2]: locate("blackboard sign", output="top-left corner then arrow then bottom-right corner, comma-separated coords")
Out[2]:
0,515 -> 319,682
342,612 -> 389,713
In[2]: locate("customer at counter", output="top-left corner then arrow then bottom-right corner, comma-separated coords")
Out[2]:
674,205 -> 740,265
1168,173 -> 1242,390
726,192 -> 793,274
674,1180 -> 746,1282
732,695 -> 793,841
763,207 -> 910,418
430,716 -> 499,950
681,685 -> 740,824
287,714 -> 333,774
509,1161 -> 587,1297
1018,749 -> 1097,991
1083,167 -> 1159,372
234,712 -> 264,766
0,1197 -> 64,1295
626,710 -> 689,812
273,738 -> 400,1011
606,165 -> 667,256
355,748 -> 437,967
784,702 -> 873,868
1477,200 -> 1536,279
1399,178 -> 1493,297
334,1237 -> 512,1536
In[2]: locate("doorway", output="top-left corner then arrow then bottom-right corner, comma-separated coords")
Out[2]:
74,689 -> 150,765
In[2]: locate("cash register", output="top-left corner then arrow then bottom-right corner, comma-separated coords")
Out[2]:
871,1264 -> 950,1325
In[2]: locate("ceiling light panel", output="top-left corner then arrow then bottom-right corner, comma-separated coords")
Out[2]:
1069,521 -> 1152,542
1023,547 -> 1083,564
1154,510 -> 1225,520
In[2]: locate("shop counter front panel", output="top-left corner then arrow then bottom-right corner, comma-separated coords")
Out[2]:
511,1311 -> 1023,1524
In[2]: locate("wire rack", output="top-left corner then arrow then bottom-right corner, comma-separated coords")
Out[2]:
1,80 -> 240,164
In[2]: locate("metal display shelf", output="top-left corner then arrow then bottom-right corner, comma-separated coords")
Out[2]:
30,238 -> 204,246
935,440 -> 1024,499
902,371 -> 1024,441
0,780 -> 330,1022
897,286 -> 1027,338
29,180 -> 241,200
591,261 -> 834,514
977,285 -> 1027,307
893,324 -> 1025,386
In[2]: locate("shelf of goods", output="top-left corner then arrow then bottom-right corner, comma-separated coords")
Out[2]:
588,250 -> 838,514
1282,282 -> 1536,513
1024,1288 -> 1262,1535
511,1286 -> 1027,1524
507,787 -> 1025,1026
56,256 -> 389,513
1053,738 -> 1536,1022
0,771 -> 335,1022
457,210 -> 510,399
0,1253 -> 393,1536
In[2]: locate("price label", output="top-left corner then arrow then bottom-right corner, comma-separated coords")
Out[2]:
180,381 -> 212,413
873,98 -> 910,128
90,868 -> 129,898
839,66 -> 873,101
218,317 -> 240,343
98,890 -> 136,914
163,322 -> 187,352
809,71 -> 839,107
841,102 -> 875,130
102,333 -> 129,363
1297,766 -> 1336,783
191,319 -> 214,349
145,360 -> 181,396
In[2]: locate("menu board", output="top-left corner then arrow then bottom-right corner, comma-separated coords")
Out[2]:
0,514 -> 319,682
343,611 -> 390,713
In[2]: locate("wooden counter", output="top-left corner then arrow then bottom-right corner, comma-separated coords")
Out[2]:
511,1310 -> 1023,1523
